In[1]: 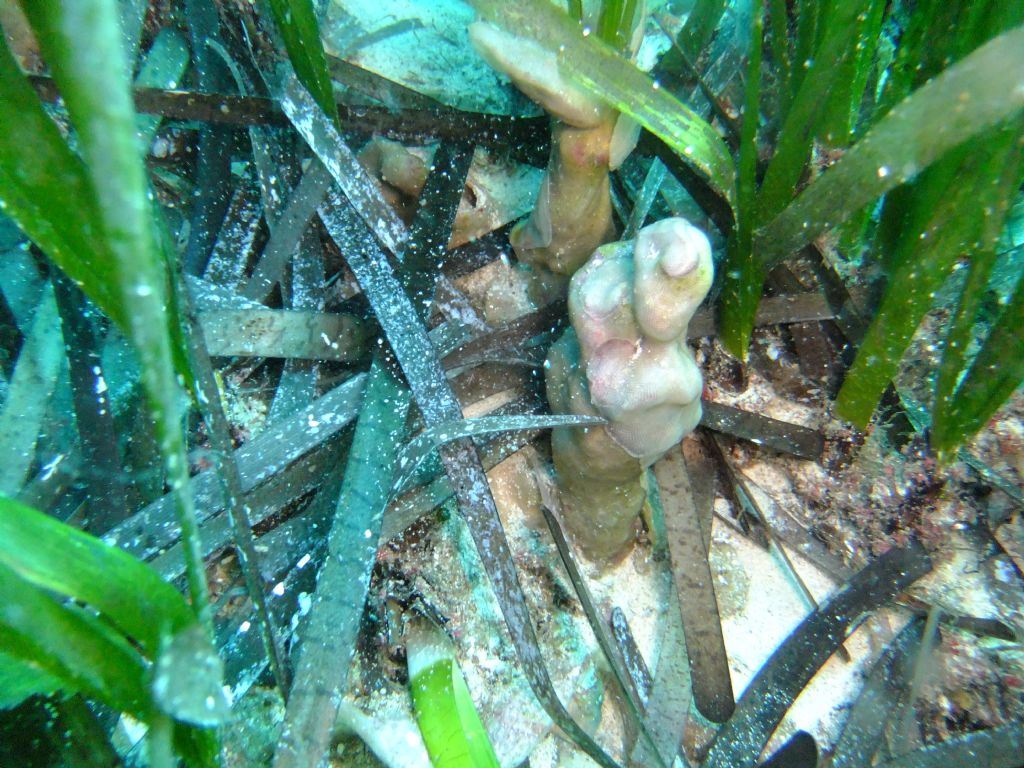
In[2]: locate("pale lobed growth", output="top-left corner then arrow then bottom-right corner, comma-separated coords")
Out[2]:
547,218 -> 713,561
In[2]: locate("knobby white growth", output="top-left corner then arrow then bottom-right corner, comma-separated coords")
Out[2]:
545,218 -> 713,561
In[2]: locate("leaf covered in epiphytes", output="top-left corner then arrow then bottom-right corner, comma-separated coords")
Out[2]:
153,624 -> 230,727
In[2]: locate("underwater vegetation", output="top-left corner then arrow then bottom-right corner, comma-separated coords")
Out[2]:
0,0 -> 1022,767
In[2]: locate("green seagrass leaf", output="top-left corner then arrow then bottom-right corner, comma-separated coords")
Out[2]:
266,0 -> 338,126
0,497 -> 193,657
0,562 -> 151,720
756,23 -> 1024,267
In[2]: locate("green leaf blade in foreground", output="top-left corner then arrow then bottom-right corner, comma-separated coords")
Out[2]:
818,0 -> 887,147
0,497 -> 194,657
412,661 -> 500,768
756,23 -> 1024,267
0,37 -> 120,327
720,0 -> 880,357
931,276 -> 1024,458
0,651 -> 63,709
470,0 -> 735,206
407,620 -> 500,768
932,121 -> 1024,446
22,3 -> 167,316
0,563 -> 151,720
559,49 -> 735,206
20,0 -> 208,625
267,0 -> 338,126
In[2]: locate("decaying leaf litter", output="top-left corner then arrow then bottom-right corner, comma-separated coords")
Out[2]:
0,1 -> 1023,767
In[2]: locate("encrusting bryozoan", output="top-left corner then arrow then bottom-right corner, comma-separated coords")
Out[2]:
545,218 -> 714,561
468,20 -> 640,276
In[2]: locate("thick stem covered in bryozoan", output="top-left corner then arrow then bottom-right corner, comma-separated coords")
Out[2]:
469,21 -> 639,276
